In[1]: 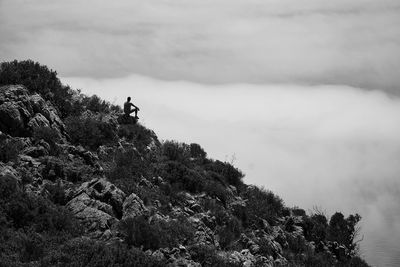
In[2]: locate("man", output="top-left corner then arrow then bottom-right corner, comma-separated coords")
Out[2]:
124,97 -> 139,119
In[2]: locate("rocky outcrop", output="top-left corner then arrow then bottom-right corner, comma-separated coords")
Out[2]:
122,193 -> 148,220
66,192 -> 118,231
72,178 -> 126,218
0,85 -> 65,138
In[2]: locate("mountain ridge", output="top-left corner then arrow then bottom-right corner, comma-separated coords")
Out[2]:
0,60 -> 370,267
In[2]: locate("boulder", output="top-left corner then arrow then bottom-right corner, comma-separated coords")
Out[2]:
74,178 -> 126,218
122,193 -> 148,220
0,85 -> 65,139
28,113 -> 50,133
0,102 -> 25,136
0,163 -> 21,182
67,192 -> 117,231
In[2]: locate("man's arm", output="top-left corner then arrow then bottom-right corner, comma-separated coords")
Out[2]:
130,103 -> 139,110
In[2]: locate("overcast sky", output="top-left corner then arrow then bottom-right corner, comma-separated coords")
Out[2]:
1,0 -> 400,92
1,0 -> 400,265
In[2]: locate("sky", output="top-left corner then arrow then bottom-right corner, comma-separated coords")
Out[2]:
1,0 -> 400,266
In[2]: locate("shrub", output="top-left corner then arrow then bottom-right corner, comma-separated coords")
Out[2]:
302,212 -> 328,245
41,237 -> 166,267
0,60 -> 75,118
190,143 -> 207,159
0,138 -> 23,163
205,160 -> 244,187
0,174 -> 20,201
66,114 -> 117,150
218,216 -> 242,249
33,126 -> 61,155
328,212 -> 361,254
161,141 -> 190,162
119,124 -> 158,153
44,181 -> 67,205
189,244 -> 241,267
241,186 -> 285,226
119,215 -> 195,250
2,187 -> 79,233
119,215 -> 161,250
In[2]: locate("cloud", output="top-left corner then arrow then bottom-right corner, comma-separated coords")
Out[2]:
62,74 -> 400,265
1,0 -> 400,93
62,74 -> 400,263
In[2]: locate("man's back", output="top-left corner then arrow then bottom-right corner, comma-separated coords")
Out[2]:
124,101 -> 131,114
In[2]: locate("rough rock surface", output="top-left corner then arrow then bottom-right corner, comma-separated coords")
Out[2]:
73,178 -> 126,218
67,192 -> 118,231
122,193 -> 148,220
0,85 -> 65,138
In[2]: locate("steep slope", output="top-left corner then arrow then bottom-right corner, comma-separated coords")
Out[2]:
0,61 -> 370,267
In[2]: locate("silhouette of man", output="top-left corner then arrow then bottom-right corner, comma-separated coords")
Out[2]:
124,97 -> 139,119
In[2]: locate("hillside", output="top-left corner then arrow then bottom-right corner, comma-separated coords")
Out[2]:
0,60 -> 370,267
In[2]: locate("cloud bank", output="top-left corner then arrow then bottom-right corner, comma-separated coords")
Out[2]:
1,0 -> 400,92
63,75 -> 400,265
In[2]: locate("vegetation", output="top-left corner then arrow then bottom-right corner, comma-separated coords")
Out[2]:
0,60 -> 370,266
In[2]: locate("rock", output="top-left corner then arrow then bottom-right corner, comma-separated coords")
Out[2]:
67,192 -> 118,231
74,178 -> 126,218
190,203 -> 202,213
0,163 -> 21,182
139,178 -> 153,188
117,114 -> 137,125
0,85 -> 65,139
122,193 -> 148,220
28,113 -> 50,133
0,102 -> 25,136
23,145 -> 49,158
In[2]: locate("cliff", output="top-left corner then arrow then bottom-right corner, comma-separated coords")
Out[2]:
0,61 -> 370,267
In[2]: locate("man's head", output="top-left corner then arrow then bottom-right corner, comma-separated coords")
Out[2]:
127,97 -> 131,102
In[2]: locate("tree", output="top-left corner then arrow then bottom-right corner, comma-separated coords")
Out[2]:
328,212 -> 361,253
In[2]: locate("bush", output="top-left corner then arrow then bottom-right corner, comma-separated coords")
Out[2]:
161,141 -> 190,162
328,212 -> 361,254
0,174 -> 20,201
119,124 -> 158,153
2,186 -> 79,233
0,138 -> 23,163
41,237 -> 166,267
66,114 -> 117,150
0,60 -> 75,118
205,160 -> 244,187
241,186 -> 285,226
119,215 -> 195,250
190,143 -> 207,159
218,216 -> 242,249
189,244 -> 241,267
302,212 -> 328,245
33,126 -> 61,155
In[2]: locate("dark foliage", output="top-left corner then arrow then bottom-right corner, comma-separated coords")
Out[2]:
204,160 -> 244,187
118,124 -> 158,153
218,216 -> 242,249
328,212 -> 361,254
162,140 -> 191,163
0,138 -> 23,163
41,238 -> 166,267
190,143 -> 207,159
302,212 -> 329,245
189,244 -> 241,267
0,60 -> 76,118
66,114 -> 118,150
119,215 -> 194,250
33,126 -> 61,155
241,185 -> 285,226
